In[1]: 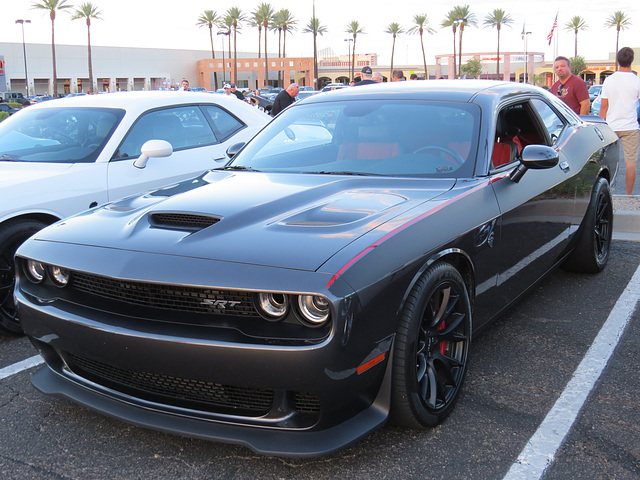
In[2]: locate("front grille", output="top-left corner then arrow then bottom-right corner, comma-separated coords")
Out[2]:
294,392 -> 321,413
67,353 -> 274,416
71,272 -> 257,316
150,213 -> 220,231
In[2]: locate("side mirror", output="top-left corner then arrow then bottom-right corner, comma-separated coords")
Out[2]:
134,139 -> 173,169
226,142 -> 245,158
510,145 -> 559,182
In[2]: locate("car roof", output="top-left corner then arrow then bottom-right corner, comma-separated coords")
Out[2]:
305,80 -> 545,104
28,91 -> 243,113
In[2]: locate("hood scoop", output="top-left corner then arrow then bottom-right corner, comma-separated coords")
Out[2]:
149,212 -> 221,232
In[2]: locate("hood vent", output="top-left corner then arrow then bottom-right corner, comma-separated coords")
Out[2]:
149,212 -> 221,231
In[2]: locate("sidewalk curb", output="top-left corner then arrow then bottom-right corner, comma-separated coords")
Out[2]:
613,195 -> 640,242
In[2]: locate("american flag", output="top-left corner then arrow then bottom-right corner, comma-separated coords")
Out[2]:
547,13 -> 558,45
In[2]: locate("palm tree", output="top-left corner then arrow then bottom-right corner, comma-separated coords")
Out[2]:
408,14 -> 435,80
453,5 -> 477,78
31,0 -> 73,97
197,10 -> 220,90
385,23 -> 404,81
441,11 -> 459,78
605,11 -> 632,71
564,16 -> 588,57
70,2 -> 101,94
224,7 -> 245,85
345,21 -> 364,81
253,3 -> 274,87
249,7 -> 265,58
271,9 -> 296,87
483,8 -> 513,80
303,16 -> 327,89
218,16 -> 233,84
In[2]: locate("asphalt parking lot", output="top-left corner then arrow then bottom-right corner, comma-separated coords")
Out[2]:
1,214 -> 639,479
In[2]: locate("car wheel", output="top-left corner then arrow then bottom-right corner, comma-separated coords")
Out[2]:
0,219 -> 48,334
390,262 -> 472,428
563,177 -> 613,273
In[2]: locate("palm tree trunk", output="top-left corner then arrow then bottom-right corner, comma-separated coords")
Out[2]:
352,35 -> 357,80
615,28 -> 620,71
264,24 -> 269,87
233,26 -> 238,84
574,31 -> 578,57
496,27 -> 500,80
420,31 -> 428,80
452,27 -> 457,79
458,25 -> 464,78
258,26 -> 262,58
87,20 -> 94,93
390,36 -> 395,80
51,16 -> 58,97
278,30 -> 282,87
209,25 -> 218,90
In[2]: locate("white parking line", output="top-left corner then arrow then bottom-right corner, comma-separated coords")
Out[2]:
0,355 -> 44,381
504,263 -> 640,480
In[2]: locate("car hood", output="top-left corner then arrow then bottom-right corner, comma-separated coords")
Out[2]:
36,171 -> 455,271
0,162 -> 74,189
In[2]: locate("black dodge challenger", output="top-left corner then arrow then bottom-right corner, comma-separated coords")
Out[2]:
15,81 -> 620,457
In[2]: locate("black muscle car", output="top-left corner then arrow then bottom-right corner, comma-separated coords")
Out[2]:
15,81 -> 620,457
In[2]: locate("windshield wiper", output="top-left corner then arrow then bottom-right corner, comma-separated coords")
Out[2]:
307,171 -> 378,176
220,165 -> 261,172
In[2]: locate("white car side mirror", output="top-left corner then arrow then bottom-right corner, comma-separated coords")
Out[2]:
134,139 -> 173,169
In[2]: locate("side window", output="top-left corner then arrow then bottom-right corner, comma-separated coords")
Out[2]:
114,106 -> 216,159
202,105 -> 245,142
531,99 -> 565,145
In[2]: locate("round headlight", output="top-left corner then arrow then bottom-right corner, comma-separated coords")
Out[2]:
26,260 -> 46,283
256,292 -> 289,320
297,295 -> 330,326
49,265 -> 70,287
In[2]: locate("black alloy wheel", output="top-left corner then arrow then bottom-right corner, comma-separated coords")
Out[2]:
563,177 -> 613,274
391,261 -> 472,428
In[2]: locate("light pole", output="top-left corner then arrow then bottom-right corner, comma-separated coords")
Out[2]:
217,31 -> 229,86
523,30 -> 532,83
15,19 -> 31,97
344,39 -> 353,81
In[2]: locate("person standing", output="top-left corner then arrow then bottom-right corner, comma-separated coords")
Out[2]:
550,56 -> 590,115
222,84 -> 233,96
391,69 -> 404,82
372,72 -> 383,83
599,47 -> 640,195
354,66 -> 376,86
179,80 -> 189,91
270,83 -> 300,116
230,83 -> 244,100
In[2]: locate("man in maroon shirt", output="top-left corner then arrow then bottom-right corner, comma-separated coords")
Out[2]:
550,56 -> 590,115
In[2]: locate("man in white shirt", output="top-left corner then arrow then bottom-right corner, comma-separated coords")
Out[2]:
600,47 -> 640,194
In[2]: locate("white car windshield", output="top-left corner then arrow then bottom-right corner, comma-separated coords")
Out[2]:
0,107 -> 124,163
228,99 -> 480,178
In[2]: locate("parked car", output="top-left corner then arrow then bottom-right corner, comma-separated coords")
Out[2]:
591,92 -> 640,123
296,90 -> 319,101
0,91 -> 30,106
0,91 -> 269,333
0,103 -> 19,116
320,82 -> 349,92
17,81 -> 619,457
29,95 -> 55,104
588,84 -> 602,103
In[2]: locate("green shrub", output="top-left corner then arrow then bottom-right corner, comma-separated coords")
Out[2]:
0,112 -> 10,122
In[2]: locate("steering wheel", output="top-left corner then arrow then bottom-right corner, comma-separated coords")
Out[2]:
42,127 -> 72,144
412,145 -> 464,166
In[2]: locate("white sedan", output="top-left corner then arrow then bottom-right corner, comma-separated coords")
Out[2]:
0,91 -> 269,333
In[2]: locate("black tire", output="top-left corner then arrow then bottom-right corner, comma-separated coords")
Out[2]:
390,262 -> 472,428
0,219 -> 48,334
563,177 -> 613,274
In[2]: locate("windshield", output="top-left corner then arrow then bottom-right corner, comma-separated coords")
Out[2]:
228,99 -> 480,178
0,107 -> 125,163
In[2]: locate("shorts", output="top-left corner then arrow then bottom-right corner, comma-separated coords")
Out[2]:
615,129 -> 639,163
